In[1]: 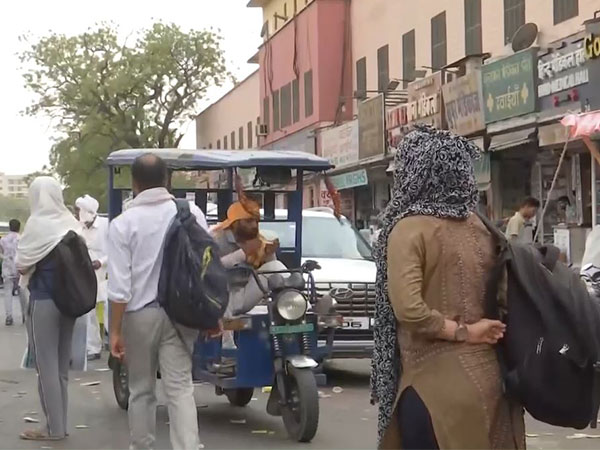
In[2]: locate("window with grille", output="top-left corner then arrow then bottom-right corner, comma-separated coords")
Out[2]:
304,71 -> 313,117
554,0 -> 578,24
239,127 -> 244,149
292,78 -> 300,123
247,121 -> 253,148
504,0 -> 525,44
230,131 -> 235,150
224,136 -> 228,150
377,45 -> 389,92
431,12 -> 447,70
280,82 -> 292,128
356,57 -> 367,98
217,139 -> 221,148
402,30 -> 416,88
273,90 -> 280,131
465,0 -> 482,55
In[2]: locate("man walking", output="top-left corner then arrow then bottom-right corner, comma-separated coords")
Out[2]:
108,154 -> 207,450
75,195 -> 109,360
0,219 -> 23,325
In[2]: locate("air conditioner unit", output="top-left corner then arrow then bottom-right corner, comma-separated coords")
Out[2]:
256,123 -> 268,137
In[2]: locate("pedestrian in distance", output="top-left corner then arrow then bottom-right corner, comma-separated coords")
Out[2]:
16,177 -> 83,441
371,125 -> 525,449
505,197 -> 540,244
0,219 -> 25,325
108,154 -> 207,450
75,194 -> 109,361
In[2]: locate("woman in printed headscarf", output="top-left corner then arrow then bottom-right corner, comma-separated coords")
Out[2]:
16,177 -> 82,441
371,125 -> 525,449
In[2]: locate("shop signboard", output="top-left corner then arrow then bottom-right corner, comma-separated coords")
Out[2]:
318,182 -> 356,221
442,72 -> 485,136
319,121 -> 359,168
482,49 -> 537,123
583,22 -> 600,110
358,94 -> 386,160
406,72 -> 445,128
386,104 -> 409,148
538,38 -> 588,118
330,169 -> 368,191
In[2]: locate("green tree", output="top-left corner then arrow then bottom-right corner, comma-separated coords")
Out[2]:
20,22 -> 229,209
0,196 -> 30,224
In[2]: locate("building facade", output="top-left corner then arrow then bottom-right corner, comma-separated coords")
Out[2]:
0,173 -> 29,199
194,0 -> 600,258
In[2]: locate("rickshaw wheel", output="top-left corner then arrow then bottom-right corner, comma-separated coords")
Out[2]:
281,366 -> 319,442
113,360 -> 130,410
225,388 -> 255,407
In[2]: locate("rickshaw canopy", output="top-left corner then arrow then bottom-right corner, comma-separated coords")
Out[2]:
106,148 -> 334,171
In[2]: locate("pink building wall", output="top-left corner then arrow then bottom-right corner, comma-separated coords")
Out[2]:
258,0 -> 352,148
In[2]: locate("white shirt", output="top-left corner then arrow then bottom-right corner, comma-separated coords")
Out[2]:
80,216 -> 109,302
107,188 -> 208,312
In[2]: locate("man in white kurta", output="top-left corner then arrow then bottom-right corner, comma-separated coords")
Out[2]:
76,195 -> 109,360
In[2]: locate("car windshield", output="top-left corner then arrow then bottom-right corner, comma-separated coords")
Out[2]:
260,216 -> 372,260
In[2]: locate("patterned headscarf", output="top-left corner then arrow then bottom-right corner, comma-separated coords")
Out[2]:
371,124 -> 481,442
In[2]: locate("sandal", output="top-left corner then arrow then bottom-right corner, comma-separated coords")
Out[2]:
20,429 -> 65,441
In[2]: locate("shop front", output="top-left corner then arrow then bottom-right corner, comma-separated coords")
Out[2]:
535,33 -> 592,259
482,48 -> 540,223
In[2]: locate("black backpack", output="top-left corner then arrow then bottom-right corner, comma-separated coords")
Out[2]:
52,230 -> 97,318
157,200 -> 229,330
478,213 -> 600,429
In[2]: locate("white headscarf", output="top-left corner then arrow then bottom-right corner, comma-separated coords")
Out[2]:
16,177 -> 81,271
76,194 -> 99,224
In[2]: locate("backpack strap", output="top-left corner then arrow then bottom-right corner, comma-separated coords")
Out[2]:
173,198 -> 192,221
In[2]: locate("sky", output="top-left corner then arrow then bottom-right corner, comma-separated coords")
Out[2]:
1,0 -> 263,175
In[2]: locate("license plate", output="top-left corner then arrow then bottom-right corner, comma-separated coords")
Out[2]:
270,323 -> 314,335
342,317 -> 370,329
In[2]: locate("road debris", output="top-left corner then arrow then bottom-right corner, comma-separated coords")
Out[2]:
525,434 -> 539,438
0,379 -> 19,385
95,368 -> 111,372
75,425 -> 89,430
24,417 -> 39,423
251,430 -> 268,434
80,381 -> 101,387
318,391 -> 331,399
261,387 -> 272,394
230,419 -> 247,424
332,386 -> 343,394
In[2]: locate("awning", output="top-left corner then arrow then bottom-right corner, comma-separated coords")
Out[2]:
489,127 -> 537,152
474,152 -> 491,191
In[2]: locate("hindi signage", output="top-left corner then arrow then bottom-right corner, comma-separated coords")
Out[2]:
358,94 -> 386,160
406,72 -> 445,128
538,40 -> 588,98
386,104 -> 409,148
442,72 -> 485,136
482,49 -> 537,123
320,121 -> 359,168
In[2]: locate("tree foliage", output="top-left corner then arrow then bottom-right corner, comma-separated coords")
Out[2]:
20,22 -> 229,209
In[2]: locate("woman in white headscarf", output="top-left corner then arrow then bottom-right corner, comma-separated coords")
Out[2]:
16,177 -> 82,441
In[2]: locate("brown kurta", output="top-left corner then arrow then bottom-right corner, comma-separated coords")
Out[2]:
381,214 -> 525,450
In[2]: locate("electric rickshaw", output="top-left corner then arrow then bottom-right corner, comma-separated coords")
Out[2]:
106,148 -> 342,442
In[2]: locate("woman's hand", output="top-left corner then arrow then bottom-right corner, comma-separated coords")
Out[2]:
466,319 -> 506,345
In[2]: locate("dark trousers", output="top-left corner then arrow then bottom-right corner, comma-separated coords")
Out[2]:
397,387 -> 439,450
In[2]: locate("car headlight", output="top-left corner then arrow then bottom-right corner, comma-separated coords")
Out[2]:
276,290 -> 308,321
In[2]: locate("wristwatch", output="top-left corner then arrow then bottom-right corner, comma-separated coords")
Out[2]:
454,322 -> 469,342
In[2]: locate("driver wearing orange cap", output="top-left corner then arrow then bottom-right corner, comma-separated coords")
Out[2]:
212,199 -> 284,351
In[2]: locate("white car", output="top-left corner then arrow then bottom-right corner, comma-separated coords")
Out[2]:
260,207 -> 376,359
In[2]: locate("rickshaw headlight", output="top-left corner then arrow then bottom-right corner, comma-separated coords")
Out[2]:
276,290 -> 308,321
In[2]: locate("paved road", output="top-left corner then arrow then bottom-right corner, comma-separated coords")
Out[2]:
0,295 -> 598,449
